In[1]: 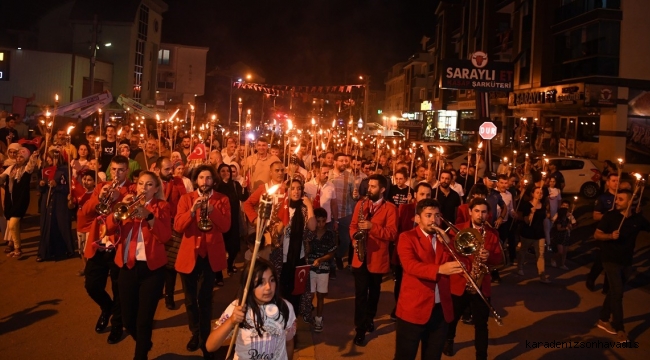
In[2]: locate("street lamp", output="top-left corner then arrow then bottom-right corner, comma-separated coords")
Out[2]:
238,98 -> 243,145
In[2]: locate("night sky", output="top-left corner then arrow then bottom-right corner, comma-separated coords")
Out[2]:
2,0 -> 440,89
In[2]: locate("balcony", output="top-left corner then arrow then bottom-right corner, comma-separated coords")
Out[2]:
554,0 -> 620,24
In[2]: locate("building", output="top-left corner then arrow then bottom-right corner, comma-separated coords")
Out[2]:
156,43 -> 209,108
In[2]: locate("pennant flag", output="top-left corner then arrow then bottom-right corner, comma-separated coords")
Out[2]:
187,143 -> 207,160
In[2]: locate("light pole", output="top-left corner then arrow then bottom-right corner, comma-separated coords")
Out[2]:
238,97 -> 243,145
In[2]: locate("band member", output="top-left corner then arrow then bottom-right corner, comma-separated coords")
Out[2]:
105,170 -> 171,360
175,165 -> 231,358
395,198 -> 463,359
594,189 -> 650,342
73,170 -> 97,276
350,174 -> 398,346
154,157 -> 187,310
444,198 -> 503,359
80,155 -> 132,344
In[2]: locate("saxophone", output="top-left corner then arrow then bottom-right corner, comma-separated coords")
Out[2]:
466,222 -> 489,294
352,196 -> 368,262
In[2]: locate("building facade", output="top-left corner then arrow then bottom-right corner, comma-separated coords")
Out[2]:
156,43 -> 209,108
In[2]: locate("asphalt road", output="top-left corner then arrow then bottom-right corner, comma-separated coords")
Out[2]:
1,193 -> 649,359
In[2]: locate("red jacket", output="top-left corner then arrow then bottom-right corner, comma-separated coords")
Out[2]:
76,191 -> 95,233
242,182 -> 286,223
349,199 -> 398,274
80,180 -> 132,259
449,222 -> 503,297
105,198 -> 172,270
174,191 -> 231,273
396,227 -> 455,324
163,176 -> 187,218
394,202 -> 417,265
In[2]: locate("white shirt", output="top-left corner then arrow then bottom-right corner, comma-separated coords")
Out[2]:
450,183 -> 464,197
181,176 -> 194,193
498,190 -> 514,221
221,148 -> 239,165
425,231 -> 441,304
123,199 -> 152,263
304,180 -> 336,223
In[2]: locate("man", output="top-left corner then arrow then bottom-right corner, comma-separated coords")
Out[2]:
129,134 -> 143,160
392,182 -> 432,319
80,155 -> 132,344
74,170 -> 97,276
178,135 -> 192,164
547,161 -> 565,191
270,144 -> 281,158
134,138 -> 160,171
100,125 -> 118,172
13,113 -> 29,139
54,127 -> 78,159
449,169 -> 464,199
594,189 -> 650,342
457,163 -> 474,201
388,168 -> 412,207
106,144 -> 141,181
378,155 -> 390,176
496,174 -> 517,264
433,170 -> 462,225
243,161 -> 287,229
323,151 -> 335,168
484,174 -> 508,227
410,165 -> 426,189
0,116 -> 18,146
444,198 -> 503,359
350,174 -> 397,346
154,157 -> 187,310
242,137 -> 281,191
208,150 -> 222,168
305,162 -> 338,230
175,165 -> 231,358
75,124 -> 94,148
220,137 -> 239,165
395,198 -> 463,359
331,153 -> 359,270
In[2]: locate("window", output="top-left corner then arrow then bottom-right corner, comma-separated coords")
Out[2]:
553,159 -> 584,171
133,4 -> 149,101
158,49 -> 170,65
420,88 -> 426,100
576,117 -> 600,142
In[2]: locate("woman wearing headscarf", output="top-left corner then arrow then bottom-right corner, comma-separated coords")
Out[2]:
37,147 -> 75,262
0,147 -> 39,257
214,163 -> 249,276
1,143 -> 21,251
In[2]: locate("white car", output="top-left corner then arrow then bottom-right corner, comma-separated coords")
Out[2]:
540,156 -> 602,198
413,141 -> 468,159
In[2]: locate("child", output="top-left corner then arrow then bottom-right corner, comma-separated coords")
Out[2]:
206,258 -> 296,359
550,199 -> 576,270
307,208 -> 337,332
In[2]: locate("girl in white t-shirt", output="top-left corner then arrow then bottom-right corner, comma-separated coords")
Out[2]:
206,258 -> 297,360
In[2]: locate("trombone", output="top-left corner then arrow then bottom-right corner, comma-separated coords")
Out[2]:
113,193 -> 146,220
435,215 -> 504,326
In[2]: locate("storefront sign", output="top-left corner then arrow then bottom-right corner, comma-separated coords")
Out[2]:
585,84 -> 617,107
508,83 -> 584,109
442,51 -> 514,91
420,101 -> 432,111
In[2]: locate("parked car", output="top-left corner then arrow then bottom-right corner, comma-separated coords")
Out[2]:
538,156 -> 601,198
413,141 -> 468,159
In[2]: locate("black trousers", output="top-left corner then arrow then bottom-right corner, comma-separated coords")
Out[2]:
394,264 -> 403,304
352,261 -> 383,331
599,262 -> 627,332
587,249 -> 610,291
84,250 -> 122,328
395,306 -> 447,360
447,292 -> 490,360
164,267 -> 177,297
507,221 -> 520,263
119,262 -> 165,360
180,256 -> 216,348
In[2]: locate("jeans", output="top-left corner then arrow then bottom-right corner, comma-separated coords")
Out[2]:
352,260 -> 383,331
337,214 -> 352,265
600,262 -> 627,332
447,293 -> 490,360
517,237 -> 546,276
395,306 -> 447,360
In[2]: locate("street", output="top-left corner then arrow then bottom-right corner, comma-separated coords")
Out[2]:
1,195 -> 649,359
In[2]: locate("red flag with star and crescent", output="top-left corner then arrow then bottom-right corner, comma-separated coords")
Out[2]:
278,191 -> 290,226
187,144 -> 207,160
42,166 -> 56,181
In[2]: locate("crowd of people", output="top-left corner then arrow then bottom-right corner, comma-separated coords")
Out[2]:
0,111 -> 647,359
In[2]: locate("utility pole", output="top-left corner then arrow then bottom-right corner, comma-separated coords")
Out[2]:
363,76 -> 370,125
88,15 -> 99,97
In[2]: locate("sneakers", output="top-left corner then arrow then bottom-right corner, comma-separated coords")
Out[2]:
559,265 -> 569,270
313,316 -> 323,332
597,320 -> 617,335
517,269 -> 524,276
7,250 -> 22,258
615,331 -> 628,343
302,314 -> 313,324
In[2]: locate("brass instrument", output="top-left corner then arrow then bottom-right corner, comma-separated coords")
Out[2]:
435,215 -> 504,326
197,191 -> 213,232
353,196 -> 368,262
95,179 -> 120,216
113,193 -> 146,220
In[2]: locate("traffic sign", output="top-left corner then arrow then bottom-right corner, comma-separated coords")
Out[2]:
479,121 -> 497,140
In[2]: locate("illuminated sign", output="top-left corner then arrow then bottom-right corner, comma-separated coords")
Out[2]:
0,51 -> 9,81
442,51 -> 514,91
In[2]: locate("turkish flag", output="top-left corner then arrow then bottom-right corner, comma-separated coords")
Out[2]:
187,144 -> 207,160
292,264 -> 311,295
278,194 -> 290,226
42,166 -> 56,181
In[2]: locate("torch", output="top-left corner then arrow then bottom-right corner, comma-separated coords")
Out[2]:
475,142 -> 483,184
209,115 -> 216,155
611,158 -> 624,210
634,173 -> 646,214
225,184 -> 280,360
619,174 -> 645,232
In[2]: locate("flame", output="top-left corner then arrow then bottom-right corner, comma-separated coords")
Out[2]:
439,146 -> 444,154
321,141 -> 326,150
66,125 -> 75,135
574,196 -> 578,201
212,115 -> 216,120
55,94 -> 59,102
190,104 -> 194,111
287,119 -> 293,130
95,136 -> 100,143
45,111 -> 51,117
524,180 -> 528,184
311,118 -> 316,125
478,142 -> 483,149
332,120 -> 336,128
247,109 -> 251,115
503,157 -> 508,162
156,114 -> 160,121
618,158 -> 623,164
525,153 -> 529,157
98,108 -> 102,114
117,128 -> 122,136
544,158 -> 549,163
267,184 -> 281,195
294,144 -> 301,154
634,173 -> 642,180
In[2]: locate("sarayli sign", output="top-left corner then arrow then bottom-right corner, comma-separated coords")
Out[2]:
508,83 -> 585,108
442,51 -> 514,91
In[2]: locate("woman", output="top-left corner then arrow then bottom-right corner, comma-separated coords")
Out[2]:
0,147 -> 38,257
270,177 -> 316,318
174,161 -> 194,193
1,143 -> 21,250
517,186 -> 550,283
37,148 -> 75,262
215,163 -> 250,275
229,162 -> 244,187
105,171 -> 171,360
71,143 -> 91,180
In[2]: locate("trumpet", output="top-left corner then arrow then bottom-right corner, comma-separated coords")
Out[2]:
197,191 -> 213,232
95,179 -> 120,216
434,215 -> 503,326
113,193 -> 146,220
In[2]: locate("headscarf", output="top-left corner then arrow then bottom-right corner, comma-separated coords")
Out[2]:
3,143 -> 21,166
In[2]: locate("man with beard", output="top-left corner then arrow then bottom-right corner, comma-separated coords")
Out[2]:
129,133 -> 143,160
154,157 -> 188,310
434,170 -> 462,225
457,163 -> 474,201
242,137 -> 281,191
99,125 -> 118,172
349,174 -> 397,346
178,135 -> 192,165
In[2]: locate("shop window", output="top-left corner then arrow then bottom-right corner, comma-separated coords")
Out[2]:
552,159 -> 584,171
576,117 -> 600,142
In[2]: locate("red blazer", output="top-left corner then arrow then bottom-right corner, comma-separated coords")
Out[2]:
76,191 -> 95,233
80,180 -> 132,259
349,199 -> 398,274
449,222 -> 503,297
105,198 -> 172,270
174,191 -> 231,273
394,202 -> 416,265
396,227 -> 455,324
163,176 -> 187,218
242,182 -> 286,223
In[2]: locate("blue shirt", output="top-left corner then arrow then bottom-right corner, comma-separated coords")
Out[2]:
594,192 -> 615,215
